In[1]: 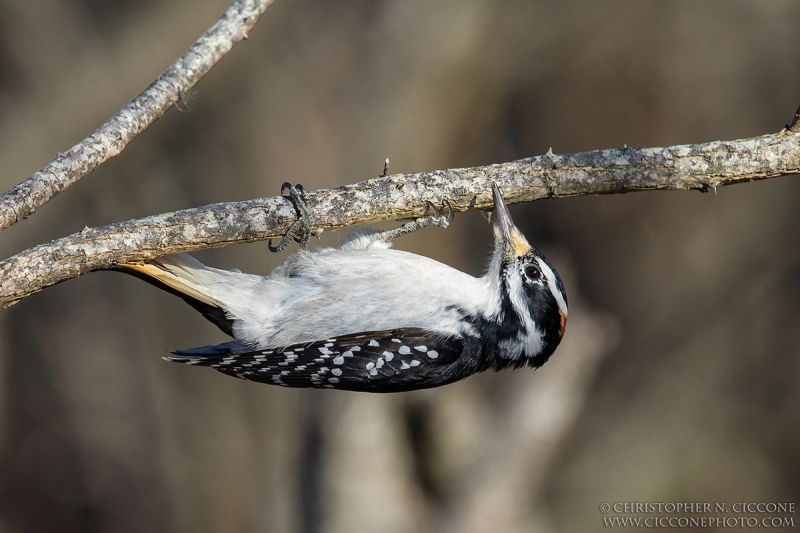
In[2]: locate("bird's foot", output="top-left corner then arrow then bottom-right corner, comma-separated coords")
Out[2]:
417,200 -> 455,229
378,200 -> 455,242
269,183 -> 318,252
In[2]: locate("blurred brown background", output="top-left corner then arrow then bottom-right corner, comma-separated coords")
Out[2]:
0,0 -> 799,532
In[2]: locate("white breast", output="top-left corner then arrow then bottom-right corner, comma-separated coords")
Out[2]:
223,247 -> 498,348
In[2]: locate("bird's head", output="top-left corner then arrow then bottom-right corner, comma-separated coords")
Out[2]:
486,183 -> 568,369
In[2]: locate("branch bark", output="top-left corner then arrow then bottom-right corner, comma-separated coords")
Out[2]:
0,0 -> 275,232
1,127 -> 798,310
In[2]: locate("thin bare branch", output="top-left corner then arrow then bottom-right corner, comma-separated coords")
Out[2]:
0,0 -> 275,232
1,126 -> 798,310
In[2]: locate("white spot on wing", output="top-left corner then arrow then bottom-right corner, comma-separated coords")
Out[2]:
414,346 -> 428,352
427,350 -> 439,359
369,340 -> 379,347
398,346 -> 411,355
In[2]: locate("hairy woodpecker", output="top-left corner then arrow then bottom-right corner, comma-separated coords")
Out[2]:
112,183 -> 568,392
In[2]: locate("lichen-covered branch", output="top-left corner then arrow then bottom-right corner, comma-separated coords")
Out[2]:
0,0 -> 275,232
0,127 -> 798,309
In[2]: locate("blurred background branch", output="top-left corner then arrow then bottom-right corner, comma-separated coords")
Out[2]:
0,0 -> 274,232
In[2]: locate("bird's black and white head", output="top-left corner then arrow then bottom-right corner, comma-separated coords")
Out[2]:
482,183 -> 568,370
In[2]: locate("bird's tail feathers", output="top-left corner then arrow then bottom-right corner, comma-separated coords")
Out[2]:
110,254 -> 236,336
119,254 -> 225,309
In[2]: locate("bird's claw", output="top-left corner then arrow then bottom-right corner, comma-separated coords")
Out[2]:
269,183 -> 317,252
419,199 -> 454,229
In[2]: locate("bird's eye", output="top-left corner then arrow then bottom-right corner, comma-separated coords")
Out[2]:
524,264 -> 541,281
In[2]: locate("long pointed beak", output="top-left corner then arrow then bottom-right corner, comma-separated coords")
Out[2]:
492,183 -> 531,257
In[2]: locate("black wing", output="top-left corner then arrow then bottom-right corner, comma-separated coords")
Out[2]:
168,328 -> 477,392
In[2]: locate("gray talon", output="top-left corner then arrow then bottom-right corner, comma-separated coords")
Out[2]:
443,200 -> 455,226
425,200 -> 441,219
418,200 -> 453,229
269,183 -> 316,252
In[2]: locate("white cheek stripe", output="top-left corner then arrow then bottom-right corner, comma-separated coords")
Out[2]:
500,270 -> 545,359
537,260 -> 568,316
